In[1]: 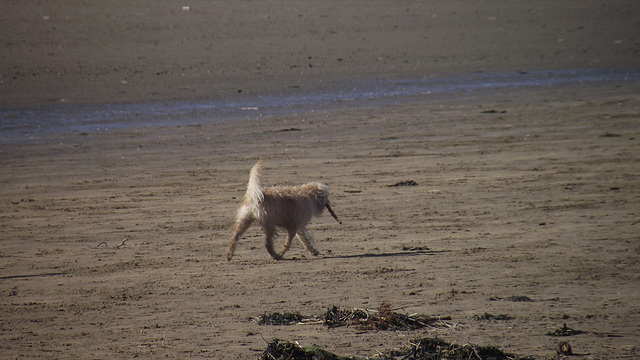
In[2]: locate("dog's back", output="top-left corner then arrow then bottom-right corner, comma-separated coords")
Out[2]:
261,182 -> 329,227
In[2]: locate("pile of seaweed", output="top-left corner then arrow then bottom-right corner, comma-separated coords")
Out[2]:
546,323 -> 585,337
254,312 -> 304,326
473,312 -> 514,321
260,337 -> 531,360
256,303 -> 533,360
254,303 -> 451,331
324,302 -> 451,330
381,338 -> 529,360
260,339 -> 357,360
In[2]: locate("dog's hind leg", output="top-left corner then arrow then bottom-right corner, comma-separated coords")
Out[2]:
296,228 -> 320,256
226,215 -> 253,261
263,225 -> 282,260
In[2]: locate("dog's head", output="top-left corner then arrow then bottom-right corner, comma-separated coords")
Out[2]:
306,182 -> 329,209
309,182 -> 341,224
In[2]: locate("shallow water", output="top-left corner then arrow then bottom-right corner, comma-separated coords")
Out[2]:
1,68 -> 638,143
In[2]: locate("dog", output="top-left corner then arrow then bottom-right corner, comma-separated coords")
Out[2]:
226,159 -> 341,261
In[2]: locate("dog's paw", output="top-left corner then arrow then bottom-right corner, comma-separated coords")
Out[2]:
310,249 -> 320,256
225,252 -> 233,261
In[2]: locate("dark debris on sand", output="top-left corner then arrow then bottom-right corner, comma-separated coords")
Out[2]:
473,312 -> 514,321
546,323 -> 585,337
257,303 -> 534,360
388,180 -> 419,187
253,312 -> 304,326
324,302 -> 450,331
260,339 -> 357,360
489,295 -> 534,302
260,337 -> 533,360
379,337 -> 532,360
255,303 -> 451,331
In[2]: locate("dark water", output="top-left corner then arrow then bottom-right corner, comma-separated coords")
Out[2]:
1,68 -> 638,143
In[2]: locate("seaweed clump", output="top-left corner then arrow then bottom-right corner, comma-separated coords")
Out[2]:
254,312 -> 304,326
324,302 -> 448,330
260,339 -> 355,360
546,323 -> 585,336
473,312 -> 514,321
388,180 -> 418,187
378,337 -> 524,360
260,337 -> 531,360
489,296 -> 534,302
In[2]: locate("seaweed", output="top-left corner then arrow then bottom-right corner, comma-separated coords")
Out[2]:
489,295 -> 534,302
388,180 -> 419,187
260,337 -> 532,360
323,302 -> 450,331
255,303 -> 451,331
254,312 -> 304,326
505,296 -> 534,302
546,323 -> 584,336
473,312 -> 514,321
377,337 -> 525,360
260,339 -> 356,360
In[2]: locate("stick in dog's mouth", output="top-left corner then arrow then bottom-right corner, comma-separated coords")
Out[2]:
326,204 -> 342,224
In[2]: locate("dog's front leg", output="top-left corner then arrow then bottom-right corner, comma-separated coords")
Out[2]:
277,228 -> 297,258
297,228 -> 320,256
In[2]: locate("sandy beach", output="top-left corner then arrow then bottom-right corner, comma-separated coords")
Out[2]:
2,1 -> 640,359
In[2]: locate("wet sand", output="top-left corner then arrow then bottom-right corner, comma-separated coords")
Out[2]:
2,1 -> 640,359
2,0 -> 639,107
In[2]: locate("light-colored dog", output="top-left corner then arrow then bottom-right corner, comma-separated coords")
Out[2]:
226,159 -> 341,261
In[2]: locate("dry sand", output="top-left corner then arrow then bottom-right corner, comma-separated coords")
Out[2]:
1,1 -> 640,359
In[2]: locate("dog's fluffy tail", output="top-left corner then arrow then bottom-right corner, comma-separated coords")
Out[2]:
244,159 -> 264,206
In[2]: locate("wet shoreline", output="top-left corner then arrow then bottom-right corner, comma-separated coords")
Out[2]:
1,67 -> 638,143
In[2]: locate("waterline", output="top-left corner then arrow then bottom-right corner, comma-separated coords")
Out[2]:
1,68 -> 638,142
